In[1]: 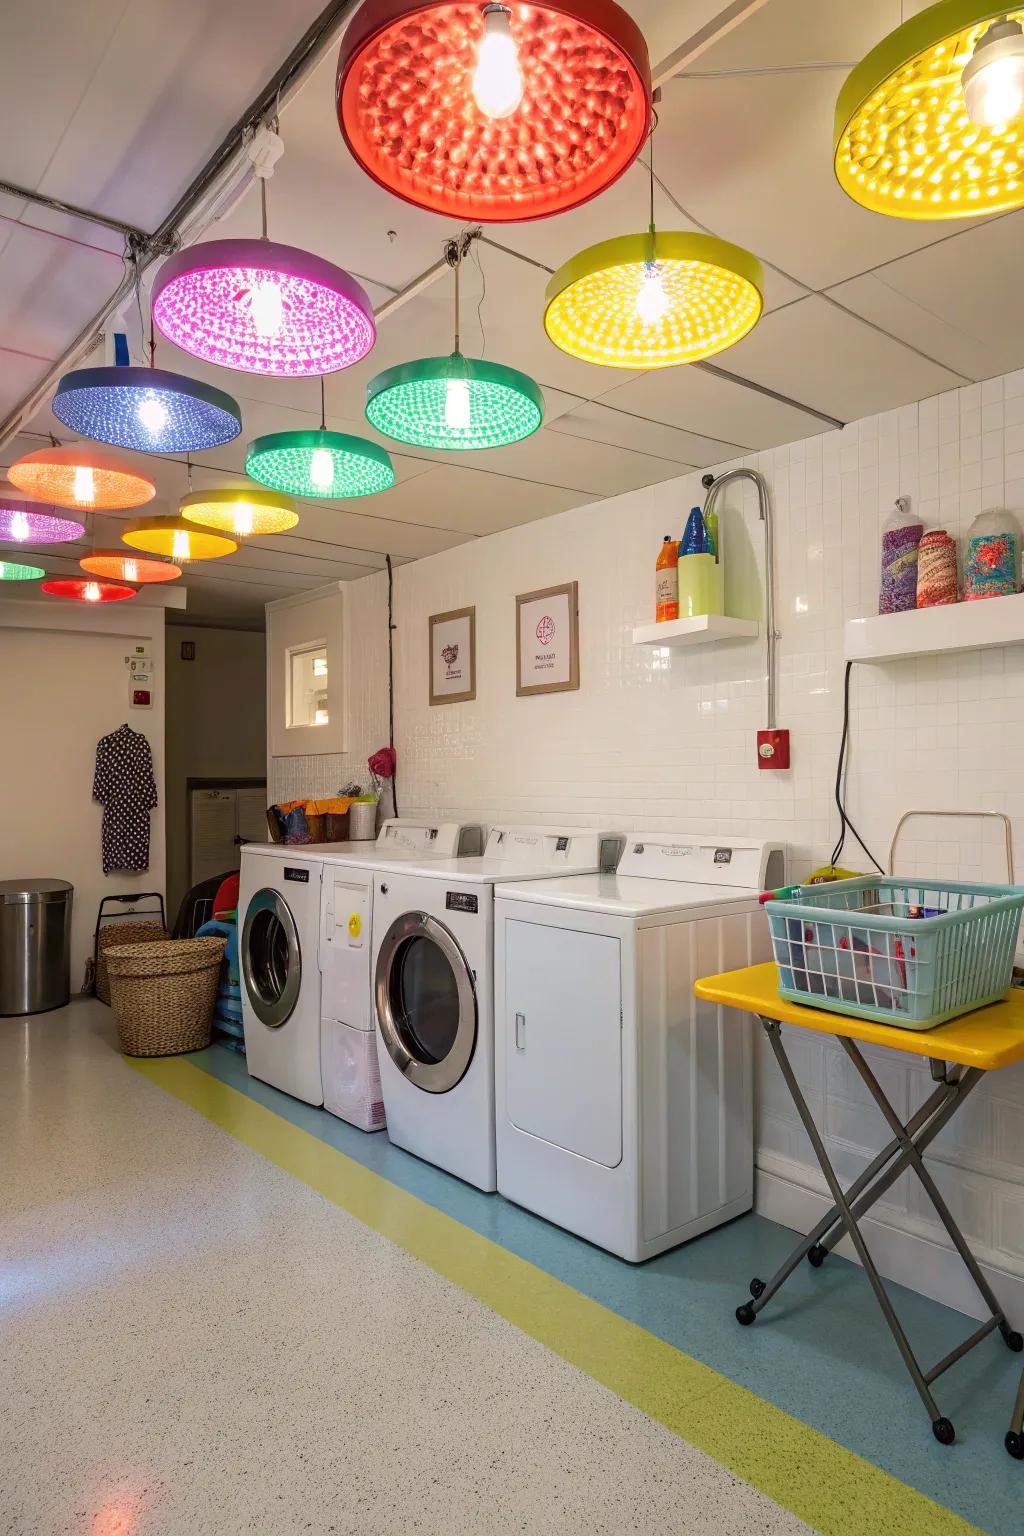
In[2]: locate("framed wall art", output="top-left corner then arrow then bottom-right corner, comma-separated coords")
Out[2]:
516,581 -> 579,697
429,606 -> 476,705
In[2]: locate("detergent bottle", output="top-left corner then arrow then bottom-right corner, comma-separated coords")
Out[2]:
655,535 -> 679,622
677,508 -> 723,618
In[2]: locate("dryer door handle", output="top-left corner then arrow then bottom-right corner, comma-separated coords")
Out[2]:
515,1012 -> 526,1051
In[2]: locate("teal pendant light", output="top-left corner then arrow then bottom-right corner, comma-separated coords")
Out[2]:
246,379 -> 395,498
365,238 -> 543,451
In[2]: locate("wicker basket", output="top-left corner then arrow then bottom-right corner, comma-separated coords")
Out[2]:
96,920 -> 167,1004
106,937 -> 226,1057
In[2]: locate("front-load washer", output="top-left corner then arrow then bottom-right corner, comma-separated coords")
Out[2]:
316,820 -> 483,1132
239,845 -> 325,1105
494,834 -> 786,1260
370,826 -> 619,1191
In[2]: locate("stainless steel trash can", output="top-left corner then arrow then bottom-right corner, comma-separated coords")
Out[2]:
0,879 -> 74,1016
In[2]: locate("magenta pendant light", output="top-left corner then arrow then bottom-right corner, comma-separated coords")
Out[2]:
152,239 -> 377,378
0,498 -> 85,545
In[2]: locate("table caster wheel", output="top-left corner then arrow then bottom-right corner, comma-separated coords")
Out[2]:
749,1278 -> 766,1300
932,1418 -> 955,1447
1005,1430 -> 1024,1460
808,1244 -> 827,1268
736,1303 -> 756,1327
1001,1327 -> 1023,1353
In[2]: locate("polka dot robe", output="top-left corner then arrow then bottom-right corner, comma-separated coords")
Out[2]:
92,723 -> 158,875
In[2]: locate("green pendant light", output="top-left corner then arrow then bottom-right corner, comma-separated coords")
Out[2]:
0,559 -> 45,581
365,238 -> 543,451
246,378 -> 395,499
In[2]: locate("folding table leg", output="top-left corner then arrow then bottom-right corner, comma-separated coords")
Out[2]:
741,1019 -> 954,1442
1007,1368 -> 1024,1459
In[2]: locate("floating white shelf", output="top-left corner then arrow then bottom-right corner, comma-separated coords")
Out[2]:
844,592 -> 1024,664
632,614 -> 759,648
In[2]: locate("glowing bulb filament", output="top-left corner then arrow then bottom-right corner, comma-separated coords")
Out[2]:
83,581 -> 101,602
172,529 -> 191,561
233,502 -> 255,536
10,511 -> 30,541
636,264 -> 669,327
249,280 -> 284,338
137,392 -> 169,435
472,5 -> 524,120
310,448 -> 335,490
445,377 -> 472,430
123,560 -> 139,583
73,465 -> 96,506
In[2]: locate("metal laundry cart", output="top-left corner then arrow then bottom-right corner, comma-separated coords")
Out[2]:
694,961 -> 1024,1448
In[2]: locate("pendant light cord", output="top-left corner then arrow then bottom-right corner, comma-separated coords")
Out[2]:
260,176 -> 269,241
386,552 -> 398,817
453,245 -> 461,355
319,375 -> 326,432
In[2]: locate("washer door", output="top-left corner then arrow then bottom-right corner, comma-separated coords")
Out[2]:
374,911 -> 477,1093
242,887 -> 301,1029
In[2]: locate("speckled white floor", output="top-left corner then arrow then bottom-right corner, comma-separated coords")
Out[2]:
1,1001 -> 811,1536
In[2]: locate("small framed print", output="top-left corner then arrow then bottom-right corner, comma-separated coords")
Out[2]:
516,581 -> 579,697
429,607 -> 476,705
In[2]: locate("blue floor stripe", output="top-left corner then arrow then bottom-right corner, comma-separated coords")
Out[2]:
190,1044 -> 1023,1535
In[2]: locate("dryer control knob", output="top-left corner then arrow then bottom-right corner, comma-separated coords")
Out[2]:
380,882 -> 388,895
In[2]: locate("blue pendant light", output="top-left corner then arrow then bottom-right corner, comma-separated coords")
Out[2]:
53,360 -> 241,454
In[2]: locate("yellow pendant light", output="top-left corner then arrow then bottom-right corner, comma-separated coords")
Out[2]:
835,3 -> 1024,219
120,516 -> 237,562
544,231 -> 764,370
180,486 -> 298,537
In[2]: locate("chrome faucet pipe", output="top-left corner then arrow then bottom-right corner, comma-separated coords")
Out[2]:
701,467 -> 778,730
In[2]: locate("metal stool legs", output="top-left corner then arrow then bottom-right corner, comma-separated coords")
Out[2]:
1006,1369 -> 1024,1459
740,1018 -> 1023,1446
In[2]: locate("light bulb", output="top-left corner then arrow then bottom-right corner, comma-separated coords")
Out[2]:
232,502 -> 255,536
249,279 -> 284,338
963,18 -> 1024,127
73,464 -> 96,506
314,707 -> 329,726
10,511 -> 30,541
137,392 -> 168,435
310,447 -> 335,490
445,377 -> 472,431
172,529 -> 191,561
472,4 -> 524,120
123,560 -> 139,583
635,264 -> 669,327
83,581 -> 101,602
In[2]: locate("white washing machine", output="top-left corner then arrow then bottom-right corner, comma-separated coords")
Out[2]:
494,834 -> 786,1261
239,845 -> 325,1106
370,826 -> 620,1191
316,820 -> 483,1131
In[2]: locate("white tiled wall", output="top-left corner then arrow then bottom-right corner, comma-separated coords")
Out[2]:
272,366 -> 1024,1315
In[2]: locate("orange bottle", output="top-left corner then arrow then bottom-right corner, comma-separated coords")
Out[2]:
656,535 -> 679,622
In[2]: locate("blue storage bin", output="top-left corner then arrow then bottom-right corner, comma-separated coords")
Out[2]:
764,877 -> 1024,1029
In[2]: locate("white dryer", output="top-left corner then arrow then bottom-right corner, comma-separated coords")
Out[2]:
239,845 -> 325,1106
370,826 -> 619,1191
494,835 -> 786,1261
317,820 -> 483,1132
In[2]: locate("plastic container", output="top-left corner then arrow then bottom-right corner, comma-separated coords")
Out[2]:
916,529 -> 958,607
677,554 -> 723,618
655,536 -> 679,623
879,500 -> 924,613
763,877 -> 1024,1028
964,511 -> 1020,601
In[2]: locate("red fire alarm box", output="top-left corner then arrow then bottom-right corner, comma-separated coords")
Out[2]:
757,728 -> 790,770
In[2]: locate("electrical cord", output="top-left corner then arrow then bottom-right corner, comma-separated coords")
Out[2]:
830,661 -> 883,873
386,552 -> 398,817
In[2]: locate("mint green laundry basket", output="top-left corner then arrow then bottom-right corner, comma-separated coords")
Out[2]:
764,877 -> 1024,1029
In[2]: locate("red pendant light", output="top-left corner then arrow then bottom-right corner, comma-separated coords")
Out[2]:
41,577 -> 137,603
336,0 -> 652,223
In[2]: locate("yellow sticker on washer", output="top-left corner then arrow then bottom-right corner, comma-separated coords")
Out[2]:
348,912 -> 362,939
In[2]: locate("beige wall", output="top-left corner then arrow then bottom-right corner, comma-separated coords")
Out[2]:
165,625 -> 266,914
0,598 -> 166,986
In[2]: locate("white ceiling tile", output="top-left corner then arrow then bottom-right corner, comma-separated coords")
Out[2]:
547,401 -> 734,465
594,361 -> 831,448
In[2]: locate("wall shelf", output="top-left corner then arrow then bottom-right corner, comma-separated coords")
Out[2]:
844,592 -> 1024,664
633,614 -> 759,648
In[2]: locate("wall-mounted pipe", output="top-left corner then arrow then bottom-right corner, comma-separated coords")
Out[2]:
701,467 -> 778,729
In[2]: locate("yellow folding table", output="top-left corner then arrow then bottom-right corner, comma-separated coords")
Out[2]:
694,961 -> 1024,1450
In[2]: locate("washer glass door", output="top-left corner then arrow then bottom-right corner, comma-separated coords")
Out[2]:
375,912 -> 477,1092
242,888 -> 301,1029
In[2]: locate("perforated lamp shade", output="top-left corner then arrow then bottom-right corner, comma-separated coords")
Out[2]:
80,550 -> 182,584
0,560 -> 44,581
336,0 -> 652,222
53,366 -> 242,453
835,3 -> 1024,218
0,499 -> 85,544
121,517 -> 238,562
8,445 -> 155,511
246,429 -> 395,499
42,578 -> 137,603
179,487 -> 298,537
152,239 -> 376,377
366,354 -> 543,449
543,233 -> 765,368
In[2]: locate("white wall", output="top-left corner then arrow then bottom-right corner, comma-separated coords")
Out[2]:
165,625 -> 266,915
0,598 -> 166,986
270,365 -> 1024,1318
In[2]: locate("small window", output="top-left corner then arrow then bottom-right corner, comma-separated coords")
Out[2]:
287,643 -> 329,729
